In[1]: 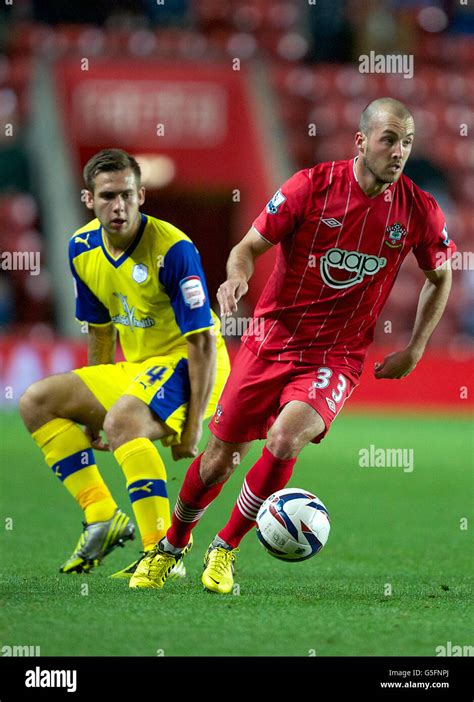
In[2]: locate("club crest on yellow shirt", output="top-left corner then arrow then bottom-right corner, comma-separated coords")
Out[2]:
132,263 -> 148,283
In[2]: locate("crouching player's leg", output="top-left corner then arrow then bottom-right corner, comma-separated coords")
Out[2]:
201,361 -> 358,593
102,393 -> 180,580
107,352 -> 230,581
19,372 -> 135,573
202,400 -> 324,593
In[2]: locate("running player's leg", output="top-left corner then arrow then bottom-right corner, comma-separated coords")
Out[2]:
165,433 -> 253,545
199,402 -> 324,593
201,363 -> 357,593
162,343 -> 273,551
215,362 -> 358,557
217,400 -> 324,548
19,372 -> 134,572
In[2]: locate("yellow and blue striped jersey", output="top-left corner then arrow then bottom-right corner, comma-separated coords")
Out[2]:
69,213 -> 223,363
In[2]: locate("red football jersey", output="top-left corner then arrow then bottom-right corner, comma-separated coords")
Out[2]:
243,158 -> 456,378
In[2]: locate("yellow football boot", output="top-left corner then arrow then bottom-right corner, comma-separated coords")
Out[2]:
111,553 -> 187,580
129,535 -> 192,589
201,544 -> 239,594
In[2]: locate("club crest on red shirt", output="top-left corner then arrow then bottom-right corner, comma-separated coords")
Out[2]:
214,403 -> 223,424
385,222 -> 407,248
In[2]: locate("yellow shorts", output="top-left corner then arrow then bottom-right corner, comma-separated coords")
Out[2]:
73,349 -> 231,447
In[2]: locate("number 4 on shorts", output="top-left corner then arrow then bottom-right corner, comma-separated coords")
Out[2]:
145,366 -> 166,385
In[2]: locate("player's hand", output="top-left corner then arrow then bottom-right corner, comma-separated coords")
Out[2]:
217,278 -> 248,316
171,425 -> 202,461
374,347 -> 422,380
84,426 -> 110,451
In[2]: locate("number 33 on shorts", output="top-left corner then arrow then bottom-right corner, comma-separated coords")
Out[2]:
310,366 -> 350,414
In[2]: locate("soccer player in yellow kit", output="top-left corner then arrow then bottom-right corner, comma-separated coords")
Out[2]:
19,149 -> 230,578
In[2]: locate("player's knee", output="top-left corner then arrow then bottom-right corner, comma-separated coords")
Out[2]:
19,381 -> 50,429
104,397 -> 147,450
200,445 -> 236,487
102,408 -> 127,449
266,430 -> 302,459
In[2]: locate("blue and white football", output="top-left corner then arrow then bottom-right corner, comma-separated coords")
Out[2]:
256,488 -> 330,561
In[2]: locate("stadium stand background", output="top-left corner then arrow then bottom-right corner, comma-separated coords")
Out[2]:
0,0 -> 472,409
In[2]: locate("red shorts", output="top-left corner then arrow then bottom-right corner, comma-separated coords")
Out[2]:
209,343 -> 359,444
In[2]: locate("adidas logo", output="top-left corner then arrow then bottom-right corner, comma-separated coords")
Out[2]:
322,218 -> 342,228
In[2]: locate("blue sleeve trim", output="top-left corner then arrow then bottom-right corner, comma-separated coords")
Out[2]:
159,240 -> 214,335
68,239 -> 111,324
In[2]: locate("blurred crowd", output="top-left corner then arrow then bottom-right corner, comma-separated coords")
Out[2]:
0,0 -> 472,344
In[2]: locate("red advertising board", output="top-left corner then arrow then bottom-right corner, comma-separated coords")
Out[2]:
71,78 -> 228,149
0,338 -> 471,413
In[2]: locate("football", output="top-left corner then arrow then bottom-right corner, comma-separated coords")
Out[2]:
256,488 -> 330,561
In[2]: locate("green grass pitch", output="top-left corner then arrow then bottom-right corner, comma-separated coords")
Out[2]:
0,409 -> 472,657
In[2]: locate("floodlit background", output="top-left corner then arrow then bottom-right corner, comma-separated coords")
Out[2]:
0,0 -> 472,409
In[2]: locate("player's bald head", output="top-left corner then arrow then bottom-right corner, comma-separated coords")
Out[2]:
359,98 -> 414,135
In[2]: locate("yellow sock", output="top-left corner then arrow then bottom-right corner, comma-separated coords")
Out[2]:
32,418 -> 117,524
114,438 -> 170,550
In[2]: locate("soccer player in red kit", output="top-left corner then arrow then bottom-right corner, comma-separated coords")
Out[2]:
130,97 -> 456,591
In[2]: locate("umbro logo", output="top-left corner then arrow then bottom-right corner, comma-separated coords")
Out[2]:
326,397 -> 336,413
322,218 -> 342,228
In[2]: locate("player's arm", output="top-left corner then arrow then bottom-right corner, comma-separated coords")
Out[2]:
159,238 -> 219,460
172,329 -> 216,461
70,242 -> 114,366
87,323 -> 116,366
217,227 -> 273,315
374,262 -> 452,379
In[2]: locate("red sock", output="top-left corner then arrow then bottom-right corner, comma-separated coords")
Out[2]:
167,453 -> 225,548
218,446 -> 297,548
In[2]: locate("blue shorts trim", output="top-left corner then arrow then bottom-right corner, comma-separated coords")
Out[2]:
149,358 -> 190,422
